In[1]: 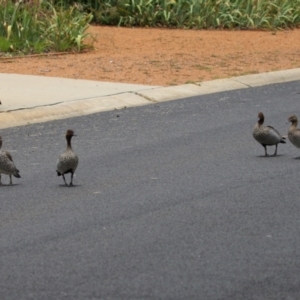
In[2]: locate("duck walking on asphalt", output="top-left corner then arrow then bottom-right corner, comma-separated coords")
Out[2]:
0,136 -> 21,185
56,129 -> 79,186
253,112 -> 286,156
287,114 -> 300,158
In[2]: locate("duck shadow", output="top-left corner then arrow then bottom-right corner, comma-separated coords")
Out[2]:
256,154 -> 285,158
58,184 -> 81,188
0,183 -> 22,187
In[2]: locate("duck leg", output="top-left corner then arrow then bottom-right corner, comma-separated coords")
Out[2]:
263,144 -> 268,156
0,175 -> 2,186
62,174 -> 68,186
69,172 -> 74,186
9,175 -> 13,185
273,144 -> 278,156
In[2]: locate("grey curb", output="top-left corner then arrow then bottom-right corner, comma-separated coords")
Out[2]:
1,68 -> 300,129
138,68 -> 300,102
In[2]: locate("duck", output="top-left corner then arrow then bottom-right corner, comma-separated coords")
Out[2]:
56,129 -> 79,186
287,114 -> 300,157
253,112 -> 286,156
0,136 -> 21,185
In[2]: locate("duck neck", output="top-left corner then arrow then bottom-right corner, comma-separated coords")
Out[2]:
290,120 -> 298,128
66,136 -> 72,150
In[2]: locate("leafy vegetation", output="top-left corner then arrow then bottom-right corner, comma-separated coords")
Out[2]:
0,0 -> 93,55
1,0 -> 299,56
70,0 -> 300,29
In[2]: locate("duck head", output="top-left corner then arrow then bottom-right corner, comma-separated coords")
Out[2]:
288,115 -> 298,126
66,129 -> 76,138
257,112 -> 264,125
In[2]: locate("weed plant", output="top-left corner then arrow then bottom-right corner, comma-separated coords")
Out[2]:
64,0 -> 300,29
0,0 -> 93,55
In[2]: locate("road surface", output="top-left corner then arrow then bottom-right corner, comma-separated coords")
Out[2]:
1,81 -> 300,299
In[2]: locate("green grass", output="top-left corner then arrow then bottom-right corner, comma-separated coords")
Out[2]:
0,0 -> 93,55
69,0 -> 300,29
1,0 -> 299,56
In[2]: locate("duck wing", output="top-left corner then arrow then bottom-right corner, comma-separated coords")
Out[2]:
4,151 -> 14,162
264,125 -> 286,144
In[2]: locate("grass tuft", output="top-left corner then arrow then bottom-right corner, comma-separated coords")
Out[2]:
0,0 -> 93,55
72,0 -> 300,29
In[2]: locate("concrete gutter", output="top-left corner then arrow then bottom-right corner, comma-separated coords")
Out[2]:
1,68 -> 300,129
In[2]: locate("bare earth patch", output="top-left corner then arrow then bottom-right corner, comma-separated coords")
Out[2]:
1,26 -> 300,86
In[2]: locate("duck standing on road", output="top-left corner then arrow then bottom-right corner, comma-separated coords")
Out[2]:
0,136 -> 21,185
253,112 -> 286,156
287,114 -> 300,158
56,129 -> 79,186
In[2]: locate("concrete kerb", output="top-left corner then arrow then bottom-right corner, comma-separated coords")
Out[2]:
1,68 -> 300,129
0,93 -> 150,129
137,68 -> 300,102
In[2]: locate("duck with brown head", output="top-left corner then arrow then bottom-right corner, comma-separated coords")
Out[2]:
287,114 -> 300,157
0,136 -> 21,185
56,129 -> 79,186
253,112 -> 286,156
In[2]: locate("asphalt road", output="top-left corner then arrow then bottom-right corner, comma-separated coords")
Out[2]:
1,81 -> 300,299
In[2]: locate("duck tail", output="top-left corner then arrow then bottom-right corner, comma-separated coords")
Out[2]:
13,169 -> 21,178
280,136 -> 287,143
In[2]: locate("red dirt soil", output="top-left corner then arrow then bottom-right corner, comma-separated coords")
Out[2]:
1,26 -> 300,86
